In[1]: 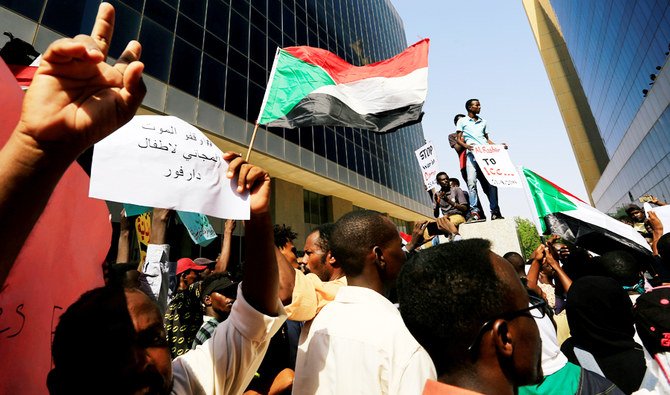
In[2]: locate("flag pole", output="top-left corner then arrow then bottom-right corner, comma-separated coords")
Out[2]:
246,47 -> 280,162
245,123 -> 260,161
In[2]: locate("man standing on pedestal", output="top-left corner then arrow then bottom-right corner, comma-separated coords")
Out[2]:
456,99 -> 505,221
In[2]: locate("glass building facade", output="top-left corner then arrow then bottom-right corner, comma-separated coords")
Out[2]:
548,0 -> 670,212
0,0 -> 431,209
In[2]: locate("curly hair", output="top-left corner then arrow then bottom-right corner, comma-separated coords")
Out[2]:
273,224 -> 297,249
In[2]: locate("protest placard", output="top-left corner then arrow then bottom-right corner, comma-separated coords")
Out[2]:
644,203 -> 670,235
470,145 -> 521,188
90,115 -> 250,219
177,211 -> 218,247
124,203 -> 151,217
414,142 -> 439,191
125,203 -> 218,246
135,212 -> 151,264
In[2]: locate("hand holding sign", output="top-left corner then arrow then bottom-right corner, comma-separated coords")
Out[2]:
470,144 -> 521,188
223,151 -> 271,215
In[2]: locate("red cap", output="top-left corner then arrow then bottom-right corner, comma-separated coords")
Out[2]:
176,258 -> 208,275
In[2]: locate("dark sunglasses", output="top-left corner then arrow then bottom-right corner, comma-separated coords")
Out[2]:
466,295 -> 546,358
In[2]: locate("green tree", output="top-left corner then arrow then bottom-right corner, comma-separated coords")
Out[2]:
514,216 -> 542,259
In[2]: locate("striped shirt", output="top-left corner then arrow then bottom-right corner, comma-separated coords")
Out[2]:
192,316 -> 220,348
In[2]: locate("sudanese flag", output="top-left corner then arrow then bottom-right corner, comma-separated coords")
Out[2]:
257,39 -> 429,133
523,167 -> 651,258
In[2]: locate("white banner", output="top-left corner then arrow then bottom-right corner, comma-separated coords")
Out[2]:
90,115 -> 250,219
471,145 -> 521,188
415,142 -> 439,191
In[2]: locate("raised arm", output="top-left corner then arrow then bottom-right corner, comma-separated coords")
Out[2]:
224,152 -> 278,316
650,196 -> 667,207
214,219 -> 236,273
544,245 -> 572,292
276,247 -> 296,304
115,209 -> 132,263
648,211 -> 664,256
405,220 -> 427,253
148,208 -> 171,247
525,244 -> 546,298
0,2 -> 145,287
141,208 -> 172,314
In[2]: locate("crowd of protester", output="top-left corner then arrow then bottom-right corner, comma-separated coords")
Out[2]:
3,4 -> 670,395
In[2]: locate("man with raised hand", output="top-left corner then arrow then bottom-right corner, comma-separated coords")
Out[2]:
49,152 -> 287,395
0,4 -> 286,393
0,2 -> 145,286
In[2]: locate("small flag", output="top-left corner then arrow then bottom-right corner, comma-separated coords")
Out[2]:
522,167 -> 651,256
257,39 -> 429,133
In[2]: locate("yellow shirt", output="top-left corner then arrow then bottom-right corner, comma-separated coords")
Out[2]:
284,270 -> 347,321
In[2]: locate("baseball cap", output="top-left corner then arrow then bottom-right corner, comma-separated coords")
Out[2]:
634,286 -> 670,355
202,275 -> 239,299
176,258 -> 208,276
194,257 -> 216,268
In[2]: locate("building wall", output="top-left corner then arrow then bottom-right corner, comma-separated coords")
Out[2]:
326,195 -> 352,222
521,0 -> 608,200
0,0 -> 434,250
270,178 -> 305,241
550,0 -> 670,157
524,0 -> 670,212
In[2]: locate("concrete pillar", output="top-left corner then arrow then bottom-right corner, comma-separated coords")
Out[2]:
326,196 -> 353,222
459,218 -> 522,256
270,178 -> 305,247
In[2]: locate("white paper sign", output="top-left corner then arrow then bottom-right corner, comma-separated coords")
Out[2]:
415,142 -> 439,191
471,145 -> 521,188
644,203 -> 670,235
90,115 -> 250,219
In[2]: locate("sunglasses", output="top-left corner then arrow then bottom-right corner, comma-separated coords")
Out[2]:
466,295 -> 546,358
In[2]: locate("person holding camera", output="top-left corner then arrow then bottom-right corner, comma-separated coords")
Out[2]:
433,172 -> 468,226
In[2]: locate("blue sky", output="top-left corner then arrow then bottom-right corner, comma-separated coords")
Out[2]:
391,0 -> 589,220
